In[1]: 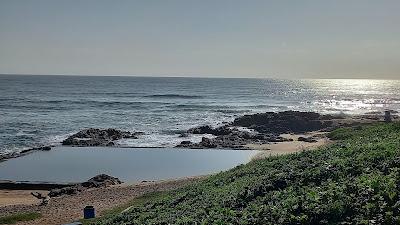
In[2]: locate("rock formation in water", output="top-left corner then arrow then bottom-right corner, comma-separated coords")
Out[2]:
177,111 -> 348,149
232,111 -> 334,134
62,128 -> 140,146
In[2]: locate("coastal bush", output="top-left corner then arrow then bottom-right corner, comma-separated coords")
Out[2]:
93,122 -> 400,225
0,212 -> 41,224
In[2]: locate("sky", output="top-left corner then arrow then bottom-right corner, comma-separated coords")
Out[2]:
0,0 -> 399,79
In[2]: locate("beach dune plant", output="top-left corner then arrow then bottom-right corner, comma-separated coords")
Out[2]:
93,122 -> 400,225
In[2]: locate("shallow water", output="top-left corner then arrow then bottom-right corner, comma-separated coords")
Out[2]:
1,75 -> 399,155
0,147 -> 259,183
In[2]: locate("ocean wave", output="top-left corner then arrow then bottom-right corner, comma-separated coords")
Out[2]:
144,94 -> 203,99
2,100 -> 175,111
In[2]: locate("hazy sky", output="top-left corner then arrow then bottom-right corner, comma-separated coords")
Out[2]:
0,0 -> 399,79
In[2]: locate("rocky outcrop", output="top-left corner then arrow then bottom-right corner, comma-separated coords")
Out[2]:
0,146 -> 53,163
49,174 -> 122,197
232,111 -> 332,134
187,125 -> 233,136
177,129 -> 291,149
62,128 -> 140,146
177,111 -> 336,149
81,174 -> 122,188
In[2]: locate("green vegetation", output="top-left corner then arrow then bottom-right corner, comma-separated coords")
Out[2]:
0,212 -> 41,224
82,192 -> 168,225
93,123 -> 400,224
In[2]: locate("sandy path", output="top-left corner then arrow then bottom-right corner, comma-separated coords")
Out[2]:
249,132 -> 332,159
0,177 -> 202,225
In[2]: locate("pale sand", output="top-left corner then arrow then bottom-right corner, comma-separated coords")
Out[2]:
0,176 -> 203,225
249,132 -> 332,160
0,190 -> 48,207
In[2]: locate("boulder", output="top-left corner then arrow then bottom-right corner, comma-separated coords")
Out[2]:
298,136 -> 317,143
176,140 -> 193,147
199,137 -> 218,148
81,174 -> 122,188
49,174 -> 122,197
187,125 -> 214,134
187,125 -> 233,136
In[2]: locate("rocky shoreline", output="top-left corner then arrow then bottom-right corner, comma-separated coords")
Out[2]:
0,146 -> 54,163
61,128 -> 143,147
176,110 -> 396,149
0,128 -> 143,163
0,111 -> 397,162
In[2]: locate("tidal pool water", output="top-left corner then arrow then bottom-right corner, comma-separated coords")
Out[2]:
0,147 -> 260,183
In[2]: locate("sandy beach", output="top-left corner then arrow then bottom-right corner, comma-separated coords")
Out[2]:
0,190 -> 48,207
249,132 -> 332,159
0,176 -> 203,225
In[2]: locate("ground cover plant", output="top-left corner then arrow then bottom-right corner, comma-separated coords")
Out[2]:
0,212 -> 41,224
93,122 -> 400,224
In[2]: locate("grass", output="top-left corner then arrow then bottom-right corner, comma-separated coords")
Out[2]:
90,122 -> 400,224
0,212 -> 41,224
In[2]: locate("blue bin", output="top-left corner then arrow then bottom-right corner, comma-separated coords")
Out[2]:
84,206 -> 95,219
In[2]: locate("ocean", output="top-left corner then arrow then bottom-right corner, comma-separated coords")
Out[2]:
1,75 -> 399,156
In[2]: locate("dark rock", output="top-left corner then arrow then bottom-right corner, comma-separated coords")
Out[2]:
81,174 -> 122,188
0,180 -> 74,190
176,140 -> 193,147
62,128 -> 138,146
298,136 -> 317,143
176,111 -> 354,150
48,186 -> 83,197
31,146 -> 52,151
233,111 -> 328,134
19,146 -> 52,155
199,137 -> 218,148
187,125 -> 214,134
49,174 -> 122,197
179,133 -> 189,138
187,125 -> 233,136
39,146 -> 52,151
19,149 -> 33,154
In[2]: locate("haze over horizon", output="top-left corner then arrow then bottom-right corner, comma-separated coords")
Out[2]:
1,0 -> 399,79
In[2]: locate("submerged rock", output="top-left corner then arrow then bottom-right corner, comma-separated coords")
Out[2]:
62,128 -> 139,146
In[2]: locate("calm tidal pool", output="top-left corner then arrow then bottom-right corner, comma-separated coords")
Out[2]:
0,147 -> 260,183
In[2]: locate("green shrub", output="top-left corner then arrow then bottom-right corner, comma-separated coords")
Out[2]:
93,123 -> 400,225
0,212 -> 41,224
